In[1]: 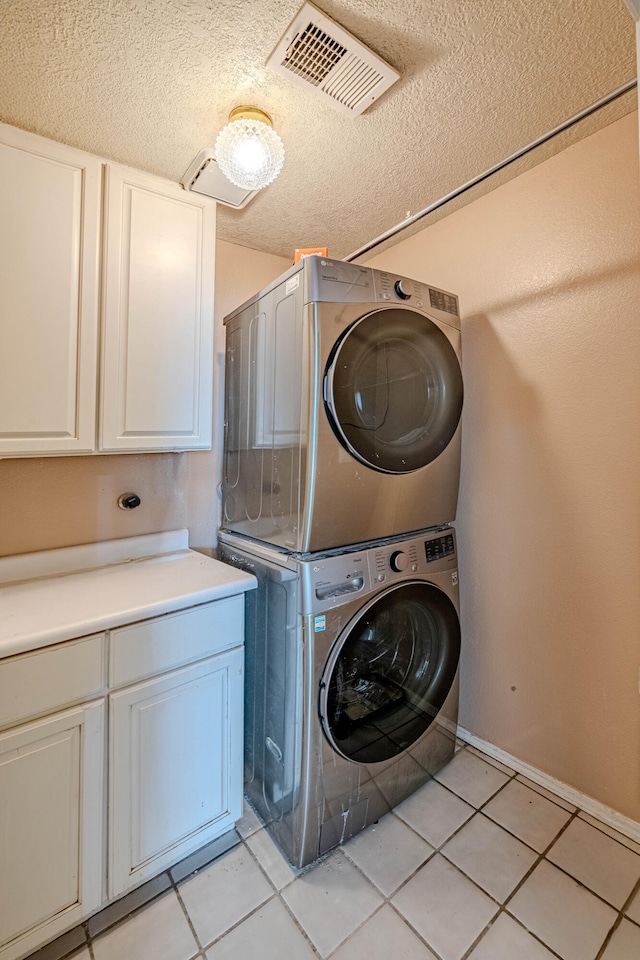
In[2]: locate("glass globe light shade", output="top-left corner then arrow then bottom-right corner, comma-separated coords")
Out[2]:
215,107 -> 284,191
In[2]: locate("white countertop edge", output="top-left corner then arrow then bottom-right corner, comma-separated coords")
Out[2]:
0,536 -> 257,661
0,529 -> 191,585
0,577 -> 255,659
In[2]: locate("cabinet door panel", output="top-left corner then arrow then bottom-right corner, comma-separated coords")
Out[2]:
0,701 -> 104,960
109,650 -> 242,897
101,166 -> 215,451
0,124 -> 101,455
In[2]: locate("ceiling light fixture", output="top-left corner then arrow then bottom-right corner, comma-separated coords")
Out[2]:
214,106 -> 284,191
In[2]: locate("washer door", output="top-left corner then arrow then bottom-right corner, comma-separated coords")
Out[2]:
324,308 -> 463,474
319,581 -> 460,764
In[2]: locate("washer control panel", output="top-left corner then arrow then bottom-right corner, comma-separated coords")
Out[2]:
371,531 -> 457,581
301,529 -> 457,614
372,538 -> 422,582
308,551 -> 367,606
425,532 -> 455,563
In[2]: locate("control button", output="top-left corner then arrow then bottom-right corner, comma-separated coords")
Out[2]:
376,573 -> 386,582
394,279 -> 411,300
382,293 -> 390,300
390,550 -> 409,572
411,563 -> 419,572
416,300 -> 423,307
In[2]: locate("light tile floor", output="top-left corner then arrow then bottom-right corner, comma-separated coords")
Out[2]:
32,743 -> 640,960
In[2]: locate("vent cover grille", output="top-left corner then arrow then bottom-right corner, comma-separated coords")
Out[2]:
267,2 -> 399,116
283,21 -> 347,86
323,54 -> 383,110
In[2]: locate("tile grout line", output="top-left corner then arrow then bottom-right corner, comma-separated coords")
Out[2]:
493,807 -> 629,960
576,812 -> 640,858
170,870 -> 208,958
323,757 -> 543,959
272,890 -> 326,959
336,753 -> 626,960
459,909 -> 566,960
330,791 -> 508,960
177,839 -> 296,957
452,802 -> 581,960
441,748 -> 640,872
389,784 -> 579,960
593,873 -> 640,960
498,807 -> 581,912
299,842 -> 450,960
240,836 -> 325,959
383,901 -> 449,960
324,756 -> 640,960
499,805 -> 640,929
84,924 -> 96,960
181,890 -> 278,956
321,897 -> 389,960
425,763 -> 640,914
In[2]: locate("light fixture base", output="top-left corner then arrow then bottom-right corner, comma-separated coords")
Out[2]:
228,105 -> 273,127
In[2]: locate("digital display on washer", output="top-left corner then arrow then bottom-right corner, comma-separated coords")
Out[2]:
425,534 -> 455,563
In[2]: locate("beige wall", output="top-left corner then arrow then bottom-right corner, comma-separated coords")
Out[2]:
368,113 -> 640,822
0,239 -> 289,559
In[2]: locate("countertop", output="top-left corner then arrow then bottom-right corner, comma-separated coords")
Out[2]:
0,530 -> 256,658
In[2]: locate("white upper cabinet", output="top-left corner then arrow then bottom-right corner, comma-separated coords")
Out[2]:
100,166 -> 215,452
0,124 -> 216,457
0,124 -> 101,456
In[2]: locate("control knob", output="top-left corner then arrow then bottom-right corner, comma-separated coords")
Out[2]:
394,279 -> 411,300
390,550 -> 409,572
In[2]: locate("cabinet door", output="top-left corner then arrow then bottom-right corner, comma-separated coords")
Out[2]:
109,649 -> 243,898
0,701 -> 104,960
100,165 -> 215,452
0,123 -> 101,456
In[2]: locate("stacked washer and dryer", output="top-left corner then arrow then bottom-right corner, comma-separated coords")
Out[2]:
218,256 -> 463,867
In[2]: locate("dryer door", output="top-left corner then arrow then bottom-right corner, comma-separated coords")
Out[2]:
324,308 -> 463,474
319,581 -> 460,764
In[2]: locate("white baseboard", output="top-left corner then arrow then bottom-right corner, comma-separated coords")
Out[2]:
457,726 -> 640,846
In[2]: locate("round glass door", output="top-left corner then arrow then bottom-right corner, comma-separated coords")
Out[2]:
319,581 -> 460,764
325,308 -> 463,474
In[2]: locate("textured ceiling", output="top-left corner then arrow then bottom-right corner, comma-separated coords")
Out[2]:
1,0 -> 636,260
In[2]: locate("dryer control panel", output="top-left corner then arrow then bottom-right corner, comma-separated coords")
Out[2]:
301,257 -> 460,328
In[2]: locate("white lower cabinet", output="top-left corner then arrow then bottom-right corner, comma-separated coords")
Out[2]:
0,594 -> 246,960
0,701 -> 105,960
108,648 -> 243,897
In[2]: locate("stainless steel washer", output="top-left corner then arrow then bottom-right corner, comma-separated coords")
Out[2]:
221,256 -> 463,552
218,526 -> 461,868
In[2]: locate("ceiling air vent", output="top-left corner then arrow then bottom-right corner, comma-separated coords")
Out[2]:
267,2 -> 400,117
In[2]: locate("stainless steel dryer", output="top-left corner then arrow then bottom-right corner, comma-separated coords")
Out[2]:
218,526 -> 461,868
221,257 -> 463,552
